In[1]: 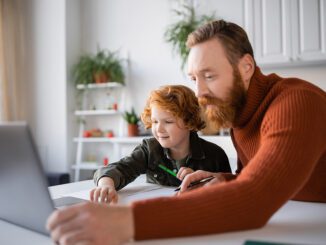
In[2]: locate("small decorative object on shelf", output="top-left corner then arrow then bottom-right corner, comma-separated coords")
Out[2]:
106,130 -> 114,138
103,157 -> 109,166
123,107 -> 140,137
112,102 -> 118,111
83,128 -> 104,138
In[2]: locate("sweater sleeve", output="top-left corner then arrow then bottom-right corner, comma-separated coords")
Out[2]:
131,89 -> 326,240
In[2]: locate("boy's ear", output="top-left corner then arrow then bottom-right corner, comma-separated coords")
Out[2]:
238,54 -> 255,89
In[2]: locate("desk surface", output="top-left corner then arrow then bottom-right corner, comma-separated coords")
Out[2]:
1,175 -> 326,245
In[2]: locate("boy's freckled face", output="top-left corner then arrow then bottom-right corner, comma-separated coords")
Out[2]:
151,106 -> 190,149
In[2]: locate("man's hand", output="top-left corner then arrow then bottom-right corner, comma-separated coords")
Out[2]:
90,177 -> 118,204
46,202 -> 134,245
178,170 -> 234,193
177,167 -> 194,180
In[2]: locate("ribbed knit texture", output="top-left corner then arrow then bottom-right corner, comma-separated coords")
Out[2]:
132,68 -> 326,240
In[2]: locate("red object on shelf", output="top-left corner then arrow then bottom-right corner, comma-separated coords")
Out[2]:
113,103 -> 118,110
83,130 -> 92,137
103,157 -> 109,166
106,131 -> 114,138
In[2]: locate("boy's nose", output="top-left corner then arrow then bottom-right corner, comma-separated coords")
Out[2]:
157,123 -> 164,132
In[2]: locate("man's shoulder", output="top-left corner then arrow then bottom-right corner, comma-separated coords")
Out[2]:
263,76 -> 326,114
261,77 -> 326,134
275,77 -> 325,98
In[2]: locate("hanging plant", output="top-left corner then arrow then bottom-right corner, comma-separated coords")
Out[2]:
164,4 -> 215,70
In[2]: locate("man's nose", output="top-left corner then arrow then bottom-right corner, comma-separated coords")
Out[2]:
195,79 -> 209,97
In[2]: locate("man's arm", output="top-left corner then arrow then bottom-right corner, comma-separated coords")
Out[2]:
131,90 -> 326,240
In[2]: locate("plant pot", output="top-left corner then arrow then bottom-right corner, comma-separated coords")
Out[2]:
127,124 -> 139,137
94,72 -> 109,83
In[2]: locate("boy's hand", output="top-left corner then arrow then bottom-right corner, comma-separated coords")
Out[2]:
90,177 -> 118,204
177,167 -> 194,180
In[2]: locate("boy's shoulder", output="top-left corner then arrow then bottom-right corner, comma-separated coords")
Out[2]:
141,137 -> 163,151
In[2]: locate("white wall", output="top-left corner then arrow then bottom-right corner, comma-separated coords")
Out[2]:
66,0 -> 82,174
22,0 -> 325,174
23,0 -> 68,172
80,0 -> 185,112
79,0 -> 326,113
262,65 -> 326,91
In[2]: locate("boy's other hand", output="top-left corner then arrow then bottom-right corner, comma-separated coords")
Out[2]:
90,177 -> 118,204
90,186 -> 118,204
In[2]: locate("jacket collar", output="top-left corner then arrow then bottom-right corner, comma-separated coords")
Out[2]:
163,131 -> 205,160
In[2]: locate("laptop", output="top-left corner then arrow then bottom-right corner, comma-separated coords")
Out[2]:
0,122 -> 86,235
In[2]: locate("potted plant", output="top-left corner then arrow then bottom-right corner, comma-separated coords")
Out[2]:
164,4 -> 215,70
72,49 -> 125,85
72,54 -> 95,85
93,50 -> 125,84
93,50 -> 110,84
123,107 -> 140,137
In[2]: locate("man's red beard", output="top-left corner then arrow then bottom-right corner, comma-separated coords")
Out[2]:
198,69 -> 247,129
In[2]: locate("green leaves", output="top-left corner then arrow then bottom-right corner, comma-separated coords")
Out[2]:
164,4 -> 215,70
72,55 -> 95,85
123,107 -> 140,125
72,49 -> 125,85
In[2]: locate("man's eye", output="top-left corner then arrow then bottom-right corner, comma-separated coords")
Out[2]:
205,75 -> 213,80
189,76 -> 196,84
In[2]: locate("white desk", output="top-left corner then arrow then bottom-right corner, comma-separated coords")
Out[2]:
1,175 -> 326,245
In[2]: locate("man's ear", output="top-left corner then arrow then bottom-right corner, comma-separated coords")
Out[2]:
238,54 -> 255,89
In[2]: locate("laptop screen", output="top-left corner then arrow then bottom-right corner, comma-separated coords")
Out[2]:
0,122 -> 54,235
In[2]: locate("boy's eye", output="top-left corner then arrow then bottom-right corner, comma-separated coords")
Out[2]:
165,121 -> 174,124
151,120 -> 157,124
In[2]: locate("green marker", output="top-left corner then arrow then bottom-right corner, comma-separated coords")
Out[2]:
158,164 -> 177,177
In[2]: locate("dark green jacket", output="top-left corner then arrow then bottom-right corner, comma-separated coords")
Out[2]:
93,132 -> 231,190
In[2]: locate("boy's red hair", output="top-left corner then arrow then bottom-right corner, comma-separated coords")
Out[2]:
141,85 -> 205,131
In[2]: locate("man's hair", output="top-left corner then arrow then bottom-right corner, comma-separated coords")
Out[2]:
141,85 -> 205,131
187,19 -> 255,66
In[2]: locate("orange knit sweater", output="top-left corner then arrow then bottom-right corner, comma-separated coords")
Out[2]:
132,67 -> 326,240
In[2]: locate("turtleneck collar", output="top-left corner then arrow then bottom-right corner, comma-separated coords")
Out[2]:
233,67 -> 280,128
